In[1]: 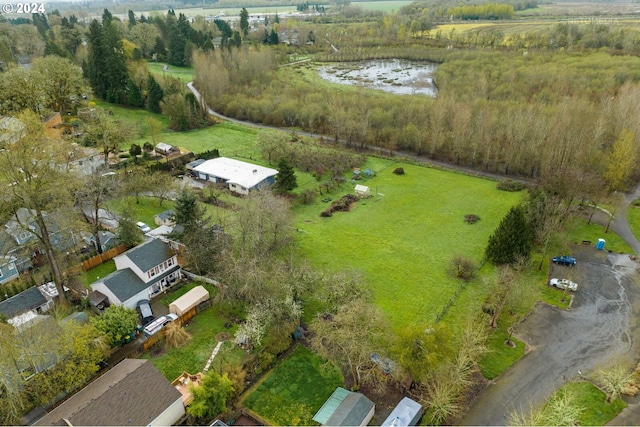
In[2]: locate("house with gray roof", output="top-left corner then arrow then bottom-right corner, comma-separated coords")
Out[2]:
191,157 -> 278,195
313,387 -> 375,426
0,286 -> 51,326
90,238 -> 181,309
34,359 -> 186,426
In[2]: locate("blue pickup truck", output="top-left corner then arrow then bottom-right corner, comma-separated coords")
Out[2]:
552,255 -> 576,266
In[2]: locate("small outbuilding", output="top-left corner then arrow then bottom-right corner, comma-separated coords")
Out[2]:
354,184 -> 370,198
155,142 -> 178,155
313,387 -> 375,426
169,285 -> 210,316
381,397 -> 423,426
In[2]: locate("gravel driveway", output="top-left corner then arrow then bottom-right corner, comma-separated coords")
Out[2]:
460,245 -> 640,425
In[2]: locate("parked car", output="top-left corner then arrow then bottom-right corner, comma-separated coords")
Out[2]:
143,313 -> 178,337
549,278 -> 578,291
136,299 -> 154,326
136,221 -> 151,234
552,255 -> 576,266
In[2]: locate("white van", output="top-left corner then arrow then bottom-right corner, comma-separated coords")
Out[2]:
143,313 -> 178,338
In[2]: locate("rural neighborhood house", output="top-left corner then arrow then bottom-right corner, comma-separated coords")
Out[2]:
189,157 -> 278,195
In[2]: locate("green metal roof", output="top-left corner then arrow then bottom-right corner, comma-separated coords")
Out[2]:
313,387 -> 350,425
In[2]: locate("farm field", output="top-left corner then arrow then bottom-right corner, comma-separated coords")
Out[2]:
243,345 -> 343,426
293,160 -> 523,332
352,0 -> 413,12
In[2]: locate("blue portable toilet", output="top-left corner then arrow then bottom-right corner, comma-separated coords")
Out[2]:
596,238 -> 606,250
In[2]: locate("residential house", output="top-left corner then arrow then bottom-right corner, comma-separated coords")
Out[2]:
81,230 -> 117,253
191,157 -> 278,195
0,255 -> 19,284
0,208 -> 77,272
90,238 -> 181,309
313,387 -> 375,426
0,286 -> 52,326
154,209 -> 175,226
34,359 -> 186,426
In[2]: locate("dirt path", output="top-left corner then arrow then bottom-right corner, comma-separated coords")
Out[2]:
460,247 -> 640,425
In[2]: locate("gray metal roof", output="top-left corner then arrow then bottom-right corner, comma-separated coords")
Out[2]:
313,387 -> 374,426
0,286 -> 47,318
124,238 -> 175,273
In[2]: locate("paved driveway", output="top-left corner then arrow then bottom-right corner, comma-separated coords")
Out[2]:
460,246 -> 640,425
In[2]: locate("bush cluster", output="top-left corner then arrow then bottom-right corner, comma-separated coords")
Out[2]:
320,194 -> 359,217
496,179 -> 527,192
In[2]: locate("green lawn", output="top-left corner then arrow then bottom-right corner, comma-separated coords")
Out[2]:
81,260 -> 117,288
243,345 -> 343,426
147,62 -> 195,83
158,282 -> 218,306
565,217 -> 633,254
106,196 -> 175,228
627,201 -> 640,246
548,382 -> 626,425
142,298 -> 245,381
294,162 -> 523,332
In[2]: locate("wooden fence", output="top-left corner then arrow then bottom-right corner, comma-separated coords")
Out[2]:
140,306 -> 198,352
82,245 -> 129,271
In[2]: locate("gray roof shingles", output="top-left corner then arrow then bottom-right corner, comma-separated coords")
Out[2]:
0,286 -> 47,318
34,359 -> 183,426
100,265 -> 179,303
125,238 -> 175,273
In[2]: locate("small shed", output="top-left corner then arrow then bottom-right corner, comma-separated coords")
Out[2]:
169,285 -> 210,316
155,142 -> 177,155
354,184 -> 370,198
313,387 -> 375,426
381,397 -> 423,426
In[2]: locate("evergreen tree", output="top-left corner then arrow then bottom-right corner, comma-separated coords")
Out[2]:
85,10 -> 129,104
270,28 -> 279,45
274,158 -> 297,193
147,74 -> 164,113
172,190 -> 206,235
126,79 -> 144,107
128,10 -> 136,28
153,36 -> 167,61
485,205 -> 533,265
240,8 -> 249,37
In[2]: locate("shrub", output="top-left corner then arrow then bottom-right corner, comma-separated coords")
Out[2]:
164,322 -> 191,348
118,153 -> 130,159
321,194 -> 358,217
393,167 -> 405,175
446,254 -> 478,281
496,179 -> 526,192
464,214 -> 480,224
299,189 -> 317,205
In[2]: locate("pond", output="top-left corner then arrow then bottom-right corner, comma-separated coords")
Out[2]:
317,59 -> 437,97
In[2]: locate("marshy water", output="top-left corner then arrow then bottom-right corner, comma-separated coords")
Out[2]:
317,59 -> 438,97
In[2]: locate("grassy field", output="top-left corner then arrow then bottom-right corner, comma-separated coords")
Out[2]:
243,345 -> 343,426
147,62 -> 196,83
547,381 -> 626,425
627,201 -> 640,246
293,160 -> 523,332
352,0 -> 413,12
565,217 -> 633,254
107,196 -> 175,228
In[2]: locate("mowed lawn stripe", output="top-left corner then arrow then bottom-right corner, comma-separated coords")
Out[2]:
294,163 -> 522,330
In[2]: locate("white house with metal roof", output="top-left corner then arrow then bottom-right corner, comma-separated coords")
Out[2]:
191,157 -> 278,195
90,238 -> 181,309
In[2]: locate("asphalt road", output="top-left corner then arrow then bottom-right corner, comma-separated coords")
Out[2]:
460,245 -> 640,425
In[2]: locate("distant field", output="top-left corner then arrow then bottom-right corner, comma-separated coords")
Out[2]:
434,18 -> 640,36
132,5 -> 297,18
352,0 -> 413,12
147,63 -> 195,83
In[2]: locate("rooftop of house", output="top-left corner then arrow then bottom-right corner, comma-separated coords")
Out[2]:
193,157 -> 278,189
34,359 -> 183,426
120,238 -> 175,272
155,209 -> 175,222
0,286 -> 47,319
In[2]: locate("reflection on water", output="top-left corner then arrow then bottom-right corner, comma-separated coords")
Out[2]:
317,59 -> 437,97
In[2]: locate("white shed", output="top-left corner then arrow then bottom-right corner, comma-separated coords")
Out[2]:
354,184 -> 370,198
169,285 -> 210,316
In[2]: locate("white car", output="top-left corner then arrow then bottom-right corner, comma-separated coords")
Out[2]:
143,313 -> 178,338
136,221 -> 151,234
549,278 -> 578,292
